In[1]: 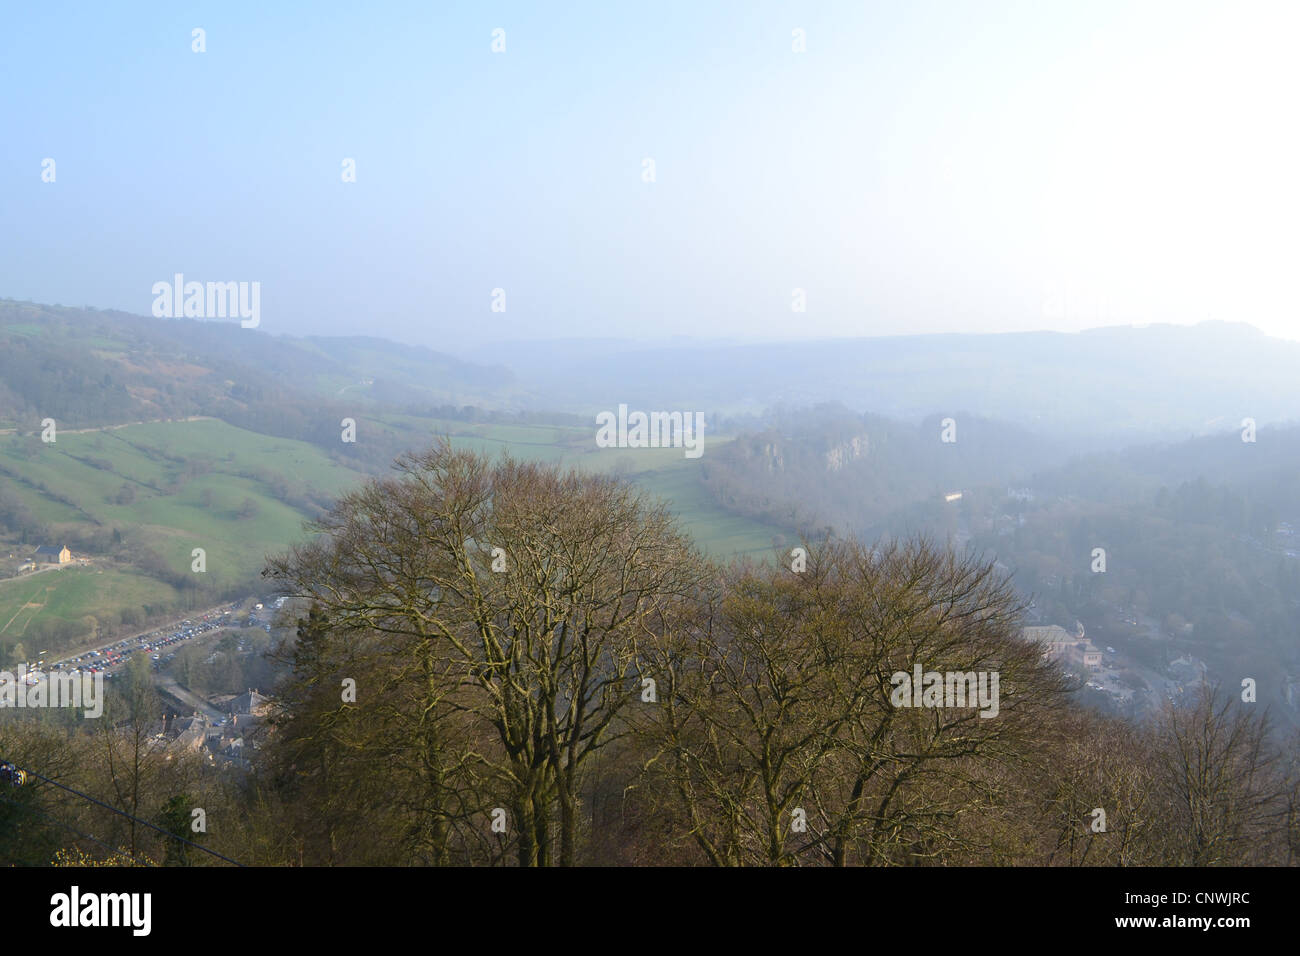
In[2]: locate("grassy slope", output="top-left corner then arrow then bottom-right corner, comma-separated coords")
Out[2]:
363,414 -> 789,558
0,420 -> 358,639
0,417 -> 786,647
0,567 -> 174,642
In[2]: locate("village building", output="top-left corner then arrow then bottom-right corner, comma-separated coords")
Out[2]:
33,544 -> 71,564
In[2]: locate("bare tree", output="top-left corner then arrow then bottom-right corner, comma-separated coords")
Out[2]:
266,440 -> 708,865
1153,685 -> 1289,865
636,536 -> 1067,866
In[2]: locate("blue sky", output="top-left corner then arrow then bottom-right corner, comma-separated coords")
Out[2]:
2,1 -> 1297,350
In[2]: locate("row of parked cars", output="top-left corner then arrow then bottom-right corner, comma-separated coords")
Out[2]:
49,605 -> 242,676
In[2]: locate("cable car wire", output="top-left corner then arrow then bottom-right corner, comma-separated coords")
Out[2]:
9,764 -> 245,867
0,794 -> 154,866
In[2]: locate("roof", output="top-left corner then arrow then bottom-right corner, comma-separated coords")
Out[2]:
226,689 -> 271,716
34,545 -> 67,555
171,715 -> 205,734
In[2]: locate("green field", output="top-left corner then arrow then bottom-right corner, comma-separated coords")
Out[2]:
0,419 -> 362,650
363,414 -> 788,557
631,459 -> 785,558
0,566 -> 177,643
0,420 -> 357,585
0,416 -> 788,658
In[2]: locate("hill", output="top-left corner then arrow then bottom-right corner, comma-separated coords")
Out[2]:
480,322 -> 1300,445
0,418 -> 362,658
0,298 -> 522,432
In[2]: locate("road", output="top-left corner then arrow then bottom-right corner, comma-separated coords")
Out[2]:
9,560 -> 82,580
156,675 -> 225,720
0,415 -> 215,437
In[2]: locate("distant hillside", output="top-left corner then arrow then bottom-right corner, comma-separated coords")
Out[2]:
0,299 -> 521,431
699,403 -> 1067,536
11,301 -> 1296,454
483,322 -> 1300,445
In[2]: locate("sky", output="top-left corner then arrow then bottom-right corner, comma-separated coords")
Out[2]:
2,0 -> 1298,351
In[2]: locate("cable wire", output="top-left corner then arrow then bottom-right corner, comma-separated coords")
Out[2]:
15,766 -> 245,866
0,794 -> 154,866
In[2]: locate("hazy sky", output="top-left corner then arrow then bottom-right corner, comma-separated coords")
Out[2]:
3,1 -> 1297,351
